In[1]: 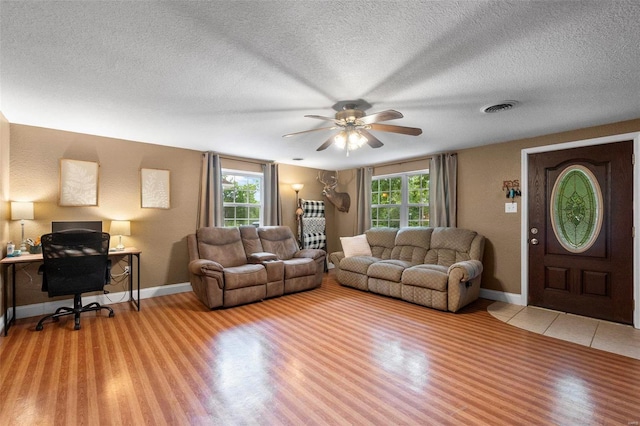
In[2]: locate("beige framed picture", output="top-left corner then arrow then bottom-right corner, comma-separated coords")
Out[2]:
141,168 -> 170,209
59,159 -> 99,206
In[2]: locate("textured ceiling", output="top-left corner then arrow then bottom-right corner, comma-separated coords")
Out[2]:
2,1 -> 640,170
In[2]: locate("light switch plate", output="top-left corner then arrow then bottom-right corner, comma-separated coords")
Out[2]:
505,202 -> 518,213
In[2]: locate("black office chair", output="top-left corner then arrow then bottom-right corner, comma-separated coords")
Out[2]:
36,229 -> 114,331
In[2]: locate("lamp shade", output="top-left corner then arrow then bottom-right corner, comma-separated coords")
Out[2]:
11,202 -> 34,220
109,220 -> 131,236
291,183 -> 304,192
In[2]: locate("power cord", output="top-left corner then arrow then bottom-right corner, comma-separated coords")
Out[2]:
104,267 -> 131,303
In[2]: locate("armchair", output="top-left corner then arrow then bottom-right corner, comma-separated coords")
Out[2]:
36,230 -> 114,331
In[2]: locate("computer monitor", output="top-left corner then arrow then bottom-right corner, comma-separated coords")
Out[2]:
51,221 -> 103,233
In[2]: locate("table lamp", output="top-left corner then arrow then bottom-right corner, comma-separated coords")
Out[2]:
109,220 -> 131,251
11,201 -> 34,251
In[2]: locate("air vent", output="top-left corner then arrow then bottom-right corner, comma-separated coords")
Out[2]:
481,101 -> 518,114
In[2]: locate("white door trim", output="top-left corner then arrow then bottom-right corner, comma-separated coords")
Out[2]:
520,132 -> 640,328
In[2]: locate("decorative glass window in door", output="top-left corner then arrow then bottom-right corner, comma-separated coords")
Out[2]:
550,165 -> 603,253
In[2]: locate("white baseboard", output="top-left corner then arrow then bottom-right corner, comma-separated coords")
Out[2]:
479,288 -> 524,305
1,282 -> 524,335
0,282 -> 192,334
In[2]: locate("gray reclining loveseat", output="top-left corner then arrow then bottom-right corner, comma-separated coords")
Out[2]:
188,225 -> 326,309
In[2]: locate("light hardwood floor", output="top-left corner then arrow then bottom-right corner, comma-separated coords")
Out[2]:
1,273 -> 639,425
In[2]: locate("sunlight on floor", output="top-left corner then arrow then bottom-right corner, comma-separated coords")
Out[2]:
488,302 -> 640,360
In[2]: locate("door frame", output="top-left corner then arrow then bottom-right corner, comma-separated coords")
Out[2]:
520,131 -> 640,329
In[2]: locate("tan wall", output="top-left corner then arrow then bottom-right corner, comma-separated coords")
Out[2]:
1,112 -> 10,316
458,118 -> 640,294
9,124 -> 202,305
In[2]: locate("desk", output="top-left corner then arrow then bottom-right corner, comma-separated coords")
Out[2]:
1,247 -> 141,335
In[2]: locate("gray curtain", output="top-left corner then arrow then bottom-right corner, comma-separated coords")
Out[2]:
355,167 -> 372,234
429,153 -> 457,227
263,162 -> 282,226
197,152 -> 223,229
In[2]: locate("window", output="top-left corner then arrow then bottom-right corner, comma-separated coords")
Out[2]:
222,171 -> 263,227
371,171 -> 429,228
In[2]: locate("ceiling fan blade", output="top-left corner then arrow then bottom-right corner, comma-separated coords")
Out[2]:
316,136 -> 336,151
359,110 -> 404,124
359,129 -> 384,148
282,126 -> 338,138
368,123 -> 423,136
305,114 -> 341,124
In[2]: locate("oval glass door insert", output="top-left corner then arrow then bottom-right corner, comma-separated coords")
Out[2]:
550,165 -> 603,253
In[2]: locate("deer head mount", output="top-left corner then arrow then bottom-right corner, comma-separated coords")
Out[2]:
318,170 -> 351,213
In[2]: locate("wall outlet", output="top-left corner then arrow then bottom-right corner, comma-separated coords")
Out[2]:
124,266 -> 131,274
505,202 -> 518,213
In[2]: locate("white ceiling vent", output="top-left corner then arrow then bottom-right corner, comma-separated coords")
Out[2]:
481,101 -> 519,114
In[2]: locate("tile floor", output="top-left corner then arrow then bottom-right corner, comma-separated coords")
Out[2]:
487,301 -> 640,360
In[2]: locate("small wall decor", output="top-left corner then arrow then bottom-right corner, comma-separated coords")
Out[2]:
141,168 -> 170,209
59,159 -> 99,206
503,179 -> 522,199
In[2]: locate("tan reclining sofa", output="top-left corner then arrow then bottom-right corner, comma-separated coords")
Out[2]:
329,227 -> 485,312
188,225 -> 326,309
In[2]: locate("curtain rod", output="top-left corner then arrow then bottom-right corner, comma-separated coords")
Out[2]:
371,152 -> 456,169
371,154 -> 432,169
205,152 -> 274,165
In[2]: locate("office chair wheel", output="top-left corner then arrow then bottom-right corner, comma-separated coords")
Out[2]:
109,311 -> 115,318
36,324 -> 43,331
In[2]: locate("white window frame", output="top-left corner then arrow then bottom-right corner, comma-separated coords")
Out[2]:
371,169 -> 429,228
222,169 -> 264,227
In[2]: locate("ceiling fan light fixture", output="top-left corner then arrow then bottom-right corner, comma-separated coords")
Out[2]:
334,130 -> 347,149
334,129 -> 367,155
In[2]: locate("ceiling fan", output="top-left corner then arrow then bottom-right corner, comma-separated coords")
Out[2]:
283,100 -> 423,156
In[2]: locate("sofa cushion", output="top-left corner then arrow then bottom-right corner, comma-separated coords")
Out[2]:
402,264 -> 449,291
282,258 -> 316,279
197,227 -> 247,268
258,226 -> 299,260
239,225 -> 264,255
368,259 -> 413,282
425,227 -> 478,267
340,234 -> 372,258
223,264 -> 268,290
365,228 -> 398,259
340,256 -> 380,275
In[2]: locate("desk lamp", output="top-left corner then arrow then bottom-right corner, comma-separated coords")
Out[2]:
11,201 -> 34,251
109,220 -> 131,251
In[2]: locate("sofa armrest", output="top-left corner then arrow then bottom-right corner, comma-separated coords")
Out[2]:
248,252 -> 279,263
189,259 -> 224,276
447,260 -> 484,313
294,248 -> 326,260
329,251 -> 345,265
447,260 -> 483,283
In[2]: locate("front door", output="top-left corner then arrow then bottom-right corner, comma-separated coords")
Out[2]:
528,141 -> 634,324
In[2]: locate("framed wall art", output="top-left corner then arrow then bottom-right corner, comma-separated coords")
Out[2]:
141,168 -> 170,209
59,159 -> 99,206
